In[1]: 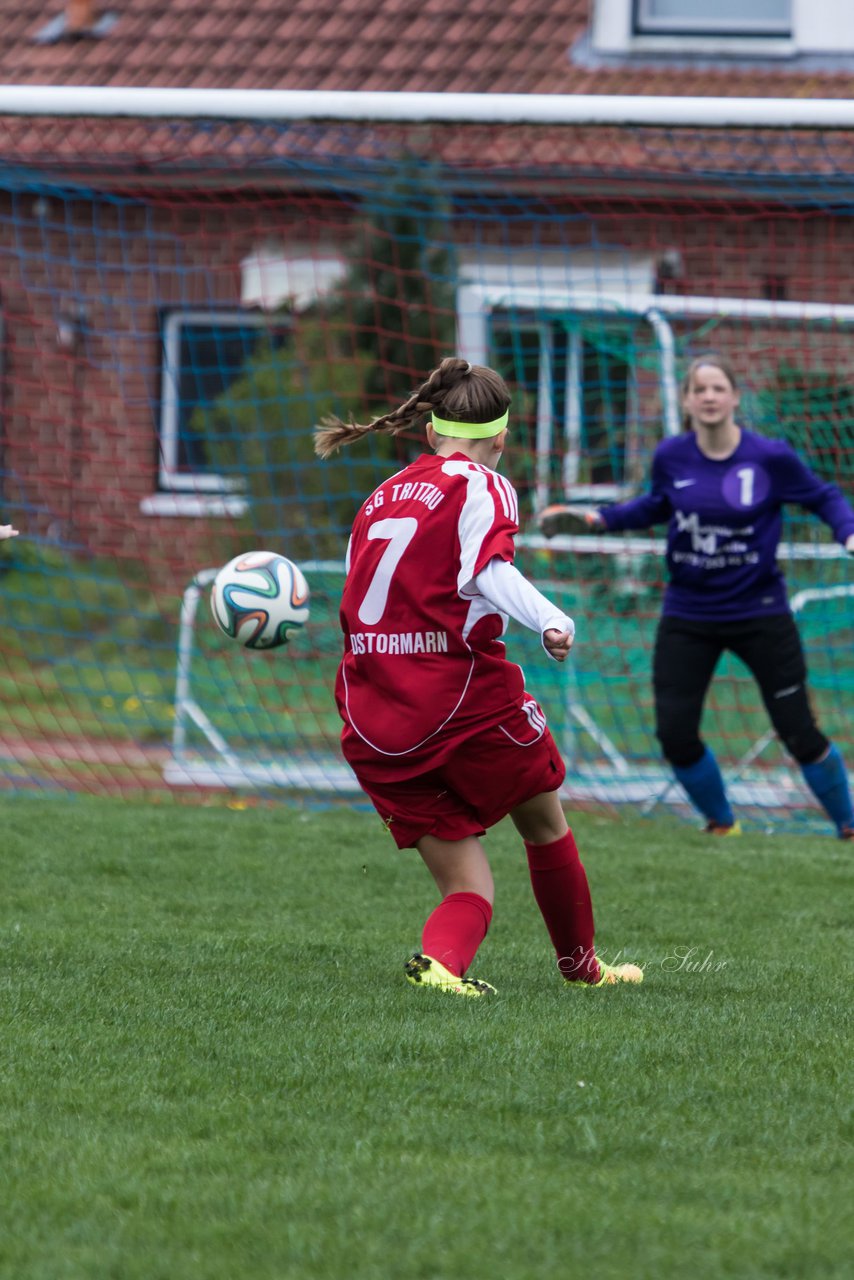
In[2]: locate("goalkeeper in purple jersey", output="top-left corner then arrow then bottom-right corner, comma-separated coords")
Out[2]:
539,354 -> 854,840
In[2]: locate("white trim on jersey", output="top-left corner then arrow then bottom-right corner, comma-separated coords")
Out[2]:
441,458 -> 519,597
461,591 -> 508,645
491,470 -> 519,525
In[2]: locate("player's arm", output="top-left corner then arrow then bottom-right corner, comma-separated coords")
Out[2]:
773,442 -> 854,549
473,557 -> 575,662
464,471 -> 573,658
537,448 -> 672,539
537,494 -> 671,538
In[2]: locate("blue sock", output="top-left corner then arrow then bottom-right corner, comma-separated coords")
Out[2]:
673,747 -> 734,826
800,743 -> 854,835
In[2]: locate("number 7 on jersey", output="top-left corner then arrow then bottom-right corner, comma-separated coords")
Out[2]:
357,517 -> 418,625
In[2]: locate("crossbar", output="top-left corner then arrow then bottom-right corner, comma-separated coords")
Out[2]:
2,87 -> 854,130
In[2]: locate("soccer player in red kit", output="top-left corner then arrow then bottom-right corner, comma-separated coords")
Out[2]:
315,357 -> 643,997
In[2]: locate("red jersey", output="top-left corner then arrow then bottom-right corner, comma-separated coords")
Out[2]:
336,451 -> 527,780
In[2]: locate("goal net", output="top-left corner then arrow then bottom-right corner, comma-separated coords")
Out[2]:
0,90 -> 852,828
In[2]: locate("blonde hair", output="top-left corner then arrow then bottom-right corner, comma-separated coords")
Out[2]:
313,357 -> 511,459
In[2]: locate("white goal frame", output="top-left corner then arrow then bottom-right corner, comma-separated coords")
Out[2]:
3,87 -> 854,129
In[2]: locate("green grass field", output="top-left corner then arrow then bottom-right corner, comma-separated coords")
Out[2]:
2,796 -> 851,1279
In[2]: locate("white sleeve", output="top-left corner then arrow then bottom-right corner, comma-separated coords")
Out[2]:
473,557 -> 575,658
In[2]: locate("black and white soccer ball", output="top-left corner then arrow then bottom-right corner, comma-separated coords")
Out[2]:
210,551 -> 310,650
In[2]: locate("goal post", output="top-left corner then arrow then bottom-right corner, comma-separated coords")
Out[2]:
0,87 -> 852,827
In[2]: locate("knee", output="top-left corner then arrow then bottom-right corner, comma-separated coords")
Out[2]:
510,791 -> 568,845
780,726 -> 829,765
514,811 -> 568,846
655,724 -> 704,770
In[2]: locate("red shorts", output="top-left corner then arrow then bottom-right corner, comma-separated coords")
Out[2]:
355,698 -> 566,849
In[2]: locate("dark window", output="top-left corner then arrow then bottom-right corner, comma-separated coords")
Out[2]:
158,310 -> 291,492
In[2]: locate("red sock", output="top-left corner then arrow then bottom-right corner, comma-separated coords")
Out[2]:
525,832 -> 600,983
421,892 -> 493,977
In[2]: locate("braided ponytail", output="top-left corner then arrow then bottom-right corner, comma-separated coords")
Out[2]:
313,357 -> 511,458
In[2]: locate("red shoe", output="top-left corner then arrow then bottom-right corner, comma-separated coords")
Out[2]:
840,826 -> 854,841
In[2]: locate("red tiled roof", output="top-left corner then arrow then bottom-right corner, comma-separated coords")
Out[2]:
0,0 -> 853,98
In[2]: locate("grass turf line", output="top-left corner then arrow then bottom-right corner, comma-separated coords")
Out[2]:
1,796 -> 851,1280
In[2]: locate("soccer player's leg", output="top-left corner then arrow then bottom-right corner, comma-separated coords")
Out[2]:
357,770 -> 497,996
738,614 -> 854,838
653,617 -> 736,831
449,702 -> 642,988
511,789 -> 643,988
411,833 -> 497,995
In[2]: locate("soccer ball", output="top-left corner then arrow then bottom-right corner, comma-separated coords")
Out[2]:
210,551 -> 310,650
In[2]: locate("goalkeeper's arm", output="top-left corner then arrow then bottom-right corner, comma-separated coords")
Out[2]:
536,504 -> 606,538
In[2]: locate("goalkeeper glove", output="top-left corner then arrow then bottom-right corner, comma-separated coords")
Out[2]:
537,504 -> 605,538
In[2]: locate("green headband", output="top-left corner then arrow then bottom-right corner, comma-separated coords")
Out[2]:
431,410 -> 509,439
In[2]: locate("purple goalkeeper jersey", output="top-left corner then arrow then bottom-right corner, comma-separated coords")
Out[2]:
600,429 -> 854,621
